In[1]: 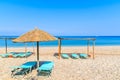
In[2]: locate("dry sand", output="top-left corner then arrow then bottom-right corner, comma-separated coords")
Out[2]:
0,46 -> 120,80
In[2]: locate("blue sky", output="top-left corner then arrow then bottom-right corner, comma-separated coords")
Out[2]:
0,0 -> 120,36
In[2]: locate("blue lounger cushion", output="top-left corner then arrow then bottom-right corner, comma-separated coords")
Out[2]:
37,61 -> 54,76
12,52 -> 32,58
21,61 -> 37,69
61,53 -> 69,59
0,54 -> 9,58
12,54 -> 24,58
12,54 -> 19,58
0,52 -> 16,58
79,53 -> 88,58
38,61 -> 54,71
25,52 -> 32,56
71,54 -> 79,59
11,61 -> 37,69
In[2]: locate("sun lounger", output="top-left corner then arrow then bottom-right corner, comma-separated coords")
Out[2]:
21,61 -> 37,71
71,54 -> 79,59
12,53 -> 24,58
61,53 -> 69,59
20,52 -> 32,58
0,52 -> 16,58
25,52 -> 32,57
37,61 -> 54,76
79,53 -> 88,59
0,54 -> 9,58
11,61 -> 37,77
11,67 -> 30,77
12,52 -> 32,58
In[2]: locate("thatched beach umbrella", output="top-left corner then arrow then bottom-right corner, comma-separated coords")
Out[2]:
13,28 -> 57,68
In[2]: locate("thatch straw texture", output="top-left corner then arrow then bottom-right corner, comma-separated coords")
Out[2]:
13,28 -> 57,42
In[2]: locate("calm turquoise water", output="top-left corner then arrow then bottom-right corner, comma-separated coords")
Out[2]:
0,36 -> 120,47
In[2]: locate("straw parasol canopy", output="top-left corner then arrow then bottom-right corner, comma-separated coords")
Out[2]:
13,28 -> 56,42
13,28 -> 57,68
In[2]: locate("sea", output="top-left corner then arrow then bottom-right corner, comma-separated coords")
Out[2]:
0,36 -> 120,47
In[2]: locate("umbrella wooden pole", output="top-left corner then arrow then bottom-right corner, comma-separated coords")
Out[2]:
93,40 -> 95,59
37,42 -> 39,68
58,38 -> 61,59
5,38 -> 7,53
87,40 -> 90,55
33,42 -> 35,53
24,43 -> 27,53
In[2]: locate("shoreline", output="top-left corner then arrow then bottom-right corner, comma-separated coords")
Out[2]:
0,46 -> 120,55
0,44 -> 120,47
0,45 -> 120,47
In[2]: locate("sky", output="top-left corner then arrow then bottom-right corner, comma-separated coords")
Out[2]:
0,0 -> 120,36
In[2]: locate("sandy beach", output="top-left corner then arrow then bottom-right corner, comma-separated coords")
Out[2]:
1,0 -> 120,80
0,46 -> 120,80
